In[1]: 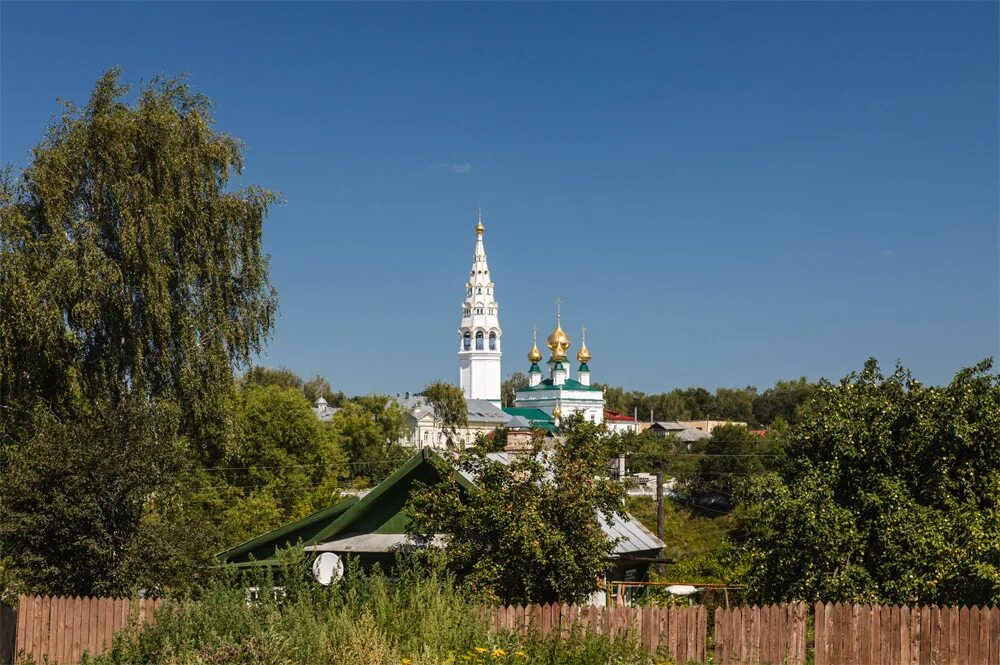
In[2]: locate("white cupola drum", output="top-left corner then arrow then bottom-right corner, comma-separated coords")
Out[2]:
458,210 -> 502,407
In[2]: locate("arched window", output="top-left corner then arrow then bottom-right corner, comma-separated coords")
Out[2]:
489,332 -> 497,350
475,331 -> 484,350
463,332 -> 471,350
476,287 -> 482,294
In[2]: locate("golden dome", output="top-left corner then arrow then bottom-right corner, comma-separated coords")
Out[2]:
546,304 -> 571,361
576,326 -> 591,364
475,220 -> 484,236
552,405 -> 562,420
528,326 -> 543,363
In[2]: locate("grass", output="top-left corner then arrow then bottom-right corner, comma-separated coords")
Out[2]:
78,551 -> 683,665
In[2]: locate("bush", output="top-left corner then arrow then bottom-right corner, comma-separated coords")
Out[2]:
85,549 -> 672,665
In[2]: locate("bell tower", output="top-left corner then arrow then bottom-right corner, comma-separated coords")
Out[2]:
458,211 -> 502,406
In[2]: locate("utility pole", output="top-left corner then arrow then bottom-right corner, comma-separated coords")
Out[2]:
655,471 -> 665,575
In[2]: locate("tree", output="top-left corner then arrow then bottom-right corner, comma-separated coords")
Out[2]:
229,384 -> 344,519
244,367 -> 305,393
0,68 -> 277,462
0,399 -> 183,596
713,386 -> 758,424
407,417 -> 627,604
501,371 -> 528,407
304,374 -> 346,406
686,424 -> 782,502
752,377 -> 820,426
734,359 -> 1000,606
331,395 -> 409,484
419,381 -> 468,447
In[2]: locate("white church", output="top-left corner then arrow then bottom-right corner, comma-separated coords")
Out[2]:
395,213 -> 606,449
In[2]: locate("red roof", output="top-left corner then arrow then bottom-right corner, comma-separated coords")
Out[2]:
604,409 -> 637,422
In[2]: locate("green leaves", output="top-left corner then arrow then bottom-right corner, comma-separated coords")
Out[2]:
407,417 -> 627,605
0,68 -> 278,462
734,358 -> 1000,606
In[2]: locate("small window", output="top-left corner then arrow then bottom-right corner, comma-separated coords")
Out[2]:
463,332 -> 471,350
489,332 -> 497,350
476,287 -> 482,294
475,331 -> 484,350
476,307 -> 484,315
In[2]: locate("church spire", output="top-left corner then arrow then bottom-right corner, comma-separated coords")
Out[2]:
458,210 -> 502,406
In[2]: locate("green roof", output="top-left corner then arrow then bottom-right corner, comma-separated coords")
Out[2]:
218,449 -> 476,565
528,363 -> 541,373
578,363 -> 590,372
502,407 -> 552,421
517,378 -> 602,393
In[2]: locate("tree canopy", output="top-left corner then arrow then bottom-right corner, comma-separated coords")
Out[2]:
0,68 -> 278,461
407,417 -> 627,605
734,359 -> 1000,606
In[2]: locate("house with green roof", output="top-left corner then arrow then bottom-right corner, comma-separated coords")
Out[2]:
218,448 -> 664,584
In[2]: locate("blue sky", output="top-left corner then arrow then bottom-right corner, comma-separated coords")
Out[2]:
3,2 -> 998,395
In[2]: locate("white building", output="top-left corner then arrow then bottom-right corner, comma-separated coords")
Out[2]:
513,308 -> 605,424
457,213 -> 502,407
397,395 -> 510,450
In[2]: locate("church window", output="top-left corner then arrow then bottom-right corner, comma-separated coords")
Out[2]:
423,431 -> 428,442
475,331 -> 484,350
463,332 -> 471,350
466,288 -> 472,296
476,307 -> 484,315
476,287 -> 482,294
488,307 -> 495,315
489,332 -> 497,350
463,307 -> 470,317
487,288 -> 492,295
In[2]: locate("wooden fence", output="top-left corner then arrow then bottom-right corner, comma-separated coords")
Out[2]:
714,602 -> 808,665
11,595 -> 161,665
814,602 -> 1000,665
489,603 -> 707,662
3,596 -> 1000,664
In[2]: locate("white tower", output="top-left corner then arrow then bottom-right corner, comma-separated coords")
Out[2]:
458,211 -> 502,406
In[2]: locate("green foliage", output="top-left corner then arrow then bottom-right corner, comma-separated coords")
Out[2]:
0,68 -> 278,462
88,551 -> 657,665
501,371 -> 529,407
331,395 -> 410,484
599,380 -> 821,427
753,377 -> 821,426
687,424 -> 785,500
407,417 -> 627,605
420,381 -> 468,447
735,359 -> 1000,606
0,399 -> 184,597
229,383 -> 345,519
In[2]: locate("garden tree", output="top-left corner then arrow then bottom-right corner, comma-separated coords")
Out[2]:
752,377 -> 820,426
230,383 -> 344,519
331,395 -> 409,484
713,386 -> 759,424
304,374 -> 346,406
407,417 -> 628,604
734,359 -> 1000,606
685,424 -> 783,501
501,371 -> 528,407
419,381 -> 468,447
0,399 -> 184,596
0,68 -> 277,462
244,366 -> 305,393
680,387 -> 716,419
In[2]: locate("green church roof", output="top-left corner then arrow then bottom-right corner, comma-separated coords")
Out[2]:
517,377 -> 602,393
